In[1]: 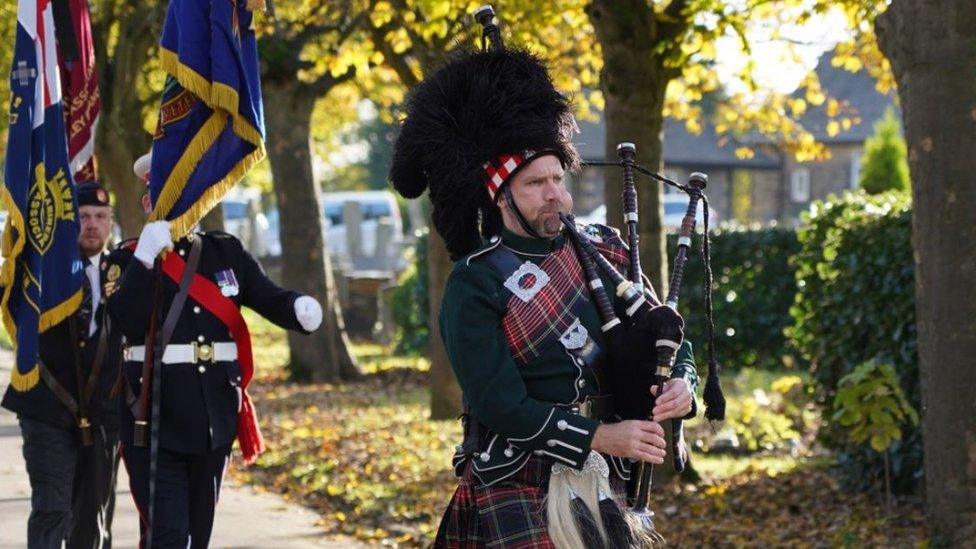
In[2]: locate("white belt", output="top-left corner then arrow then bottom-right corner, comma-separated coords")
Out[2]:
125,342 -> 237,364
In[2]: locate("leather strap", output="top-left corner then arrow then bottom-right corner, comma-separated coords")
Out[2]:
134,238 -> 205,421
158,238 -> 203,362
148,236 -> 202,548
67,315 -> 92,445
37,359 -> 79,415
481,242 -> 522,279
34,306 -> 113,435
124,381 -> 139,417
84,313 -> 112,403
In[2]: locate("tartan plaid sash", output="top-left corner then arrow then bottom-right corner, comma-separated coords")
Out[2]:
498,226 -> 630,366
501,242 -> 590,365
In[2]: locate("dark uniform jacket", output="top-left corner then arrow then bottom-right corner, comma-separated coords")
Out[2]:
440,226 -> 699,486
106,231 -> 307,455
2,252 -> 124,432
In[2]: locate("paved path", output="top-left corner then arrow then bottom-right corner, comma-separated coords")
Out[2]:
0,348 -> 360,548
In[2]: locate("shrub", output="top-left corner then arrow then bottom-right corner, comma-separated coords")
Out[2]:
833,358 -> 918,501
787,190 -> 919,493
668,225 -> 801,371
690,369 -> 818,455
859,107 -> 910,195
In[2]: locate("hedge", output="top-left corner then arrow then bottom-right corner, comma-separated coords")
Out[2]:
787,191 -> 919,493
667,225 -> 801,372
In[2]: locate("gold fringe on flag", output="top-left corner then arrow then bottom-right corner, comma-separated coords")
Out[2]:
148,48 -> 266,239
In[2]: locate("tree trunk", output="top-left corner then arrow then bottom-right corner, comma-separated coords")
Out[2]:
877,2 -> 976,545
589,0 -> 694,485
427,225 -> 462,419
263,82 -> 360,382
92,2 -> 164,238
587,0 -> 672,295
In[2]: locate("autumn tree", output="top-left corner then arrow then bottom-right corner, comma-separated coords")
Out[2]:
877,1 -> 976,544
0,3 -> 17,136
584,0 -> 875,292
255,1 -> 383,382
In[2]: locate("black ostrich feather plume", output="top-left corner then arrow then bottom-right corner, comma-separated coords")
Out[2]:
389,47 -> 579,260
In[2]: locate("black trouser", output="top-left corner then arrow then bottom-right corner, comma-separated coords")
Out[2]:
18,416 -> 120,549
120,442 -> 230,549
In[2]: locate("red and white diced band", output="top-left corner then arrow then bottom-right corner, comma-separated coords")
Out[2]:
482,150 -> 536,201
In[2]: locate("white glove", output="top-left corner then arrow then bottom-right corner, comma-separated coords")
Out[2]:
134,220 -> 174,267
294,295 -> 323,332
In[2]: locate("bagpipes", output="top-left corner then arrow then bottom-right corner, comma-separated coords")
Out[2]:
563,144 -> 727,526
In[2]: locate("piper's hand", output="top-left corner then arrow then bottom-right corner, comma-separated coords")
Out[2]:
294,295 -> 323,332
650,378 -> 694,422
133,221 -> 174,268
591,420 -> 666,464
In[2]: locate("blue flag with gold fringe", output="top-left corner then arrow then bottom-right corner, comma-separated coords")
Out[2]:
148,0 -> 266,236
2,0 -> 84,391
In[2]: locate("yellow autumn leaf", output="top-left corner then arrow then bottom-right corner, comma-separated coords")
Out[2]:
790,98 -> 807,117
825,99 -> 840,118
806,88 -> 826,106
735,147 -> 755,159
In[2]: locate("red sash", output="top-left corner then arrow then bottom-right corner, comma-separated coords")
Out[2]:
159,251 -> 264,464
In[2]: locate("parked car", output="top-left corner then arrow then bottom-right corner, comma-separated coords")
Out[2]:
575,193 -> 718,229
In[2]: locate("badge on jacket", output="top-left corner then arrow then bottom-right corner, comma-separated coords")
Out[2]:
215,269 -> 240,297
504,261 -> 549,302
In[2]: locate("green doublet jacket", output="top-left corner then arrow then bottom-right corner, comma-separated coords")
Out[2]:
440,226 -> 699,486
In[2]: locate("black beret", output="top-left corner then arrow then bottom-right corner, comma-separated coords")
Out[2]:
76,181 -> 110,207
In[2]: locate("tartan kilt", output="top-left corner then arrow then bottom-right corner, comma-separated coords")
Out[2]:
434,456 -> 555,548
